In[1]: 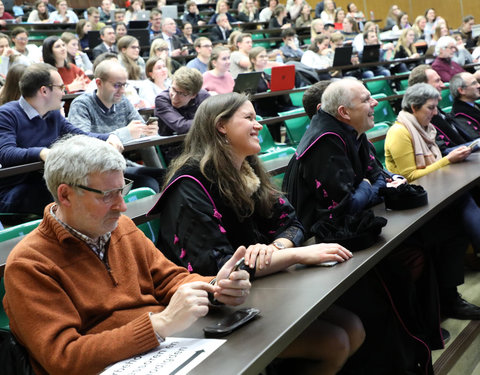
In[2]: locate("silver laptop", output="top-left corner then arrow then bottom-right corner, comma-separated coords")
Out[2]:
161,5 -> 178,20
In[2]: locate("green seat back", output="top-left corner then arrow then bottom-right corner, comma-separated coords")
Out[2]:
442,106 -> 452,114
439,88 -> 453,109
124,188 -> 160,245
289,89 -> 308,107
278,108 -> 310,145
366,77 -> 394,96
366,122 -> 389,167
372,94 -> 396,124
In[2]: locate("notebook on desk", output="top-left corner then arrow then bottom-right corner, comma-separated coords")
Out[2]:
270,65 -> 295,92
128,20 -> 149,29
87,30 -> 101,50
332,46 -> 353,67
127,29 -> 149,47
233,71 -> 262,94
361,44 -> 380,63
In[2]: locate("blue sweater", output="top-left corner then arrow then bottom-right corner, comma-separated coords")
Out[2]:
0,100 -> 108,188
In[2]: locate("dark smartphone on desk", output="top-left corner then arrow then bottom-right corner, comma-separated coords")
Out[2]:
146,116 -> 158,125
203,307 -> 260,337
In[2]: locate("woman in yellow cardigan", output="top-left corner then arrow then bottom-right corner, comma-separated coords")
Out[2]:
385,83 -> 470,182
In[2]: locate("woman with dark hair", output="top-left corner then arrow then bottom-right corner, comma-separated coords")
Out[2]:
269,5 -> 291,29
0,64 -> 25,105
27,0 -> 50,23
114,22 -> 128,40
301,34 -> 332,69
117,35 -> 145,80
42,36 -> 90,93
138,56 -> 171,108
75,19 -> 92,51
151,92 -> 364,374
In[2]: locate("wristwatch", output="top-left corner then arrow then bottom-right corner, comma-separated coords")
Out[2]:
272,241 -> 286,250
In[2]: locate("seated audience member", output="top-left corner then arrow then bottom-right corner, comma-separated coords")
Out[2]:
182,1 -> 205,26
98,0 -> 112,22
0,0 -> 16,26
147,9 -> 162,41
61,32 -> 93,75
186,37 -> 212,74
179,22 -> 197,53
457,15 -> 477,49
428,22 -> 449,51
114,22 -> 128,40
124,0 -> 145,24
334,7 -> 346,30
286,0 -> 303,22
11,27 -> 42,64
161,18 -> 188,58
393,28 -> 420,70
352,20 -> 376,53
202,46 -> 235,95
208,0 -> 236,25
301,80 -> 332,119
451,32 -> 475,66
3,134 -> 251,375
0,63 -> 121,214
359,29 -> 394,77
424,7 -> 440,42
210,13 -> 232,43
138,56 -> 171,108
230,33 -> 253,79
87,6 -> 105,31
113,8 -> 125,25
295,3 -> 312,28
76,19 -> 92,51
151,92 -> 364,374
280,28 -> 303,59
27,0 -> 49,23
259,0 -> 278,23
48,0 -> 78,23
68,60 -> 163,188
320,0 -> 335,24
149,38 -> 181,74
283,78 -> 473,373
237,0 -> 259,22
0,63 -> 25,104
301,34 -> 332,69
408,65 -> 479,153
0,33 -> 30,76
43,36 -> 90,94
117,35 -> 146,80
341,16 -> 359,41
269,5 -> 291,29
384,4 -> 401,31
385,81 -> 480,267
432,36 -> 480,83
391,11 -> 410,34
411,15 -> 427,42
92,25 -> 118,60
450,72 -> 480,135
155,67 -> 210,161
346,2 -> 365,23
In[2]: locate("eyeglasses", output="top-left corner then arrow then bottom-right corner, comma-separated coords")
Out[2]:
14,37 -> 28,42
49,84 -> 66,92
108,81 -> 128,89
200,44 -> 212,48
170,86 -> 190,98
74,178 -> 134,204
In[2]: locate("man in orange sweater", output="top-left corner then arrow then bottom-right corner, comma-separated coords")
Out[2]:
3,135 -> 251,375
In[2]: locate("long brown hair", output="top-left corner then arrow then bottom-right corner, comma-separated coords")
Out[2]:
117,35 -> 141,80
165,93 -> 279,218
0,64 -> 26,105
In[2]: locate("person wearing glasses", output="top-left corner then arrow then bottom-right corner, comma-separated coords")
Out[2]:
0,63 -> 122,215
186,37 -> 212,74
68,60 -> 164,190
3,134 -> 251,375
10,26 -> 42,64
155,67 -> 210,163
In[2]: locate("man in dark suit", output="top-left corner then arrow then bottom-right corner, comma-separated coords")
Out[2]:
92,26 -> 118,60
160,18 -> 188,57
210,14 -> 232,43
451,72 -> 480,135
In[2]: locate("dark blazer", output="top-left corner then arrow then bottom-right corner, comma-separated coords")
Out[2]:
92,43 -> 117,60
159,34 -> 184,51
210,25 -> 231,42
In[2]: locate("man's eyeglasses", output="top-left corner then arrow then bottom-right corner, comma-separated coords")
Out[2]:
49,84 -> 66,92
74,178 -> 134,204
109,81 -> 128,89
170,86 -> 190,98
200,44 -> 213,48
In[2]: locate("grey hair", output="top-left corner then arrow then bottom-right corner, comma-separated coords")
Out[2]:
44,135 -> 126,202
435,35 -> 455,56
449,73 -> 466,100
401,83 -> 440,112
321,77 -> 360,116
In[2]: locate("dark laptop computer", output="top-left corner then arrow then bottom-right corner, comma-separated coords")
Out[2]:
332,46 -> 353,67
127,29 -> 150,47
128,20 -> 149,29
361,44 -> 381,63
233,71 -> 262,94
87,30 -> 101,50
270,65 -> 295,92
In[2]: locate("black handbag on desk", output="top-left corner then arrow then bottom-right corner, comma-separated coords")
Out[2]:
379,183 -> 428,210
